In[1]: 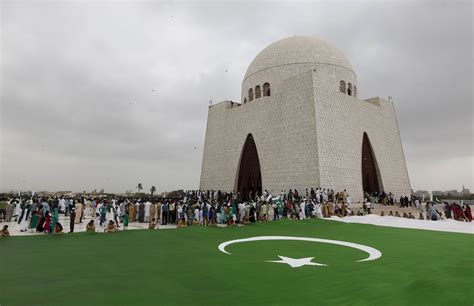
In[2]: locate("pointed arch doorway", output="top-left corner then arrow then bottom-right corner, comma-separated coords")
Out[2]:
361,132 -> 381,195
236,134 -> 262,201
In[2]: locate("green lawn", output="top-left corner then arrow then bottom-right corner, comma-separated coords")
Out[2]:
1,219 -> 473,306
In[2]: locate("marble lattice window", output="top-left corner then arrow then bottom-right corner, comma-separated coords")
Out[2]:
248,88 -> 254,101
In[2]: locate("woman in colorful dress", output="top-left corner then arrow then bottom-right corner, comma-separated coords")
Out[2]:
29,211 -> 39,233
36,206 -> 45,232
463,203 -> 472,222
123,208 -> 129,230
43,212 -> 52,234
50,207 -> 59,233
220,205 -> 226,224
227,205 -> 234,225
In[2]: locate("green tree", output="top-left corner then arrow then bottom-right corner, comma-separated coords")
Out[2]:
137,183 -> 143,193
150,186 -> 156,196
167,189 -> 184,198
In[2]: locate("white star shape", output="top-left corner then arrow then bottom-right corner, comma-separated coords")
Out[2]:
267,255 -> 327,268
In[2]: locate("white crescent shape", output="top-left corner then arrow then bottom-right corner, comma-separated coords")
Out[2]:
218,236 -> 382,262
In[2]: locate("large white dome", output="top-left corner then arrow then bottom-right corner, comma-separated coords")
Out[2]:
244,36 -> 354,81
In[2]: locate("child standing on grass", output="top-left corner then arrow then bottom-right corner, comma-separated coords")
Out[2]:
69,206 -> 76,233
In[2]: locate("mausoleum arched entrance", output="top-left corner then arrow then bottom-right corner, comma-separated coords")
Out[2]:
236,134 -> 262,201
361,132 -> 383,195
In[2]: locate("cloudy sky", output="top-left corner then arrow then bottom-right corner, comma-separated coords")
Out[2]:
1,0 -> 472,193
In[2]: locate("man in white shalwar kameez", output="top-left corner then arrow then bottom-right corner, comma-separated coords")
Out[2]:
238,203 -> 245,223
194,207 -> 200,225
144,201 -> 151,222
315,202 -> 323,218
59,198 -> 66,214
95,202 -> 103,226
299,200 -> 306,220
323,190 -> 328,203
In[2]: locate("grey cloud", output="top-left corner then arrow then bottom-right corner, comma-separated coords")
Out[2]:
1,0 -> 472,193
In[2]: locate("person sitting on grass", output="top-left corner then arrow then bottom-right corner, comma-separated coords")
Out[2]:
408,212 -> 415,219
395,211 -> 401,217
177,217 -> 187,228
149,218 -> 157,229
389,211 -> 394,216
380,211 -> 385,217
106,220 -> 118,233
86,220 -> 96,232
1,225 -> 9,237
54,222 -> 63,234
362,203 -> 369,215
402,212 -> 408,218
418,212 -> 424,220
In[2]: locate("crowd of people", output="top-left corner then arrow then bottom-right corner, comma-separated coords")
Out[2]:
0,189 -> 471,237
